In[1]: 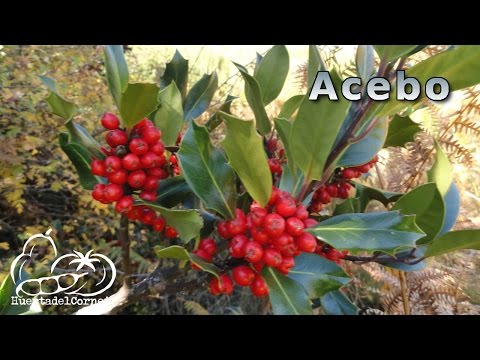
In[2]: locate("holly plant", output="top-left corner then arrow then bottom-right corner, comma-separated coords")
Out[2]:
41,45 -> 480,315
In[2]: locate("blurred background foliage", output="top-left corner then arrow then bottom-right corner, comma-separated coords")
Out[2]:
0,45 -> 479,314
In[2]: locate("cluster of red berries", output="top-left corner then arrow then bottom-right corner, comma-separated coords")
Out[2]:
309,156 -> 379,213
90,112 -> 178,238
197,187 -> 325,297
265,138 -> 284,176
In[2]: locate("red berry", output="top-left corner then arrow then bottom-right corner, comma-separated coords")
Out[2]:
337,183 -> 352,199
232,266 -> 255,286
266,138 -> 278,152
103,184 -> 123,202
126,206 -> 143,221
169,154 -> 178,165
277,255 -> 295,275
286,217 -> 305,237
318,189 -> 331,204
325,249 -> 340,261
210,274 -> 233,295
139,190 -> 156,202
294,204 -> 309,220
127,170 -> 147,188
108,169 -> 128,185
303,218 -> 318,228
150,142 -> 165,155
251,227 -> 270,245
122,154 -> 141,171
129,138 -> 149,156
140,208 -> 156,225
354,163 -> 371,173
263,214 -> 286,239
92,184 -> 106,202
252,261 -> 264,272
275,197 -> 297,217
263,248 -> 283,267
101,112 -> 120,130
244,241 -> 264,263
268,187 -> 280,205
100,146 -> 112,156
217,221 -> 232,239
140,152 -> 162,169
106,129 -> 128,147
209,277 -> 222,295
141,126 -> 161,144
296,233 -> 317,253
164,226 -> 178,239
251,207 -> 268,227
250,275 -> 269,297
268,158 -> 282,174
228,209 -> 247,236
152,216 -> 166,232
104,156 -> 122,174
143,176 -> 160,192
147,167 -> 168,179
342,168 -> 357,180
134,118 -> 154,131
229,234 -> 249,258
199,238 -> 217,256
326,184 -> 338,198
91,159 -> 106,176
115,196 -> 134,213
192,249 -> 212,271
280,242 -> 299,257
272,233 -> 293,250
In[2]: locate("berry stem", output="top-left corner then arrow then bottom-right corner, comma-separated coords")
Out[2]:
119,214 -> 132,287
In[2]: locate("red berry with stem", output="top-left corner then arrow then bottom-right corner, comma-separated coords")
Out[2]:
217,221 -> 232,239
192,249 -> 212,270
141,126 -> 161,144
263,213 -> 286,239
91,159 -> 106,176
251,207 -> 268,227
252,261 -> 264,272
169,154 -> 178,165
266,138 -> 278,152
296,233 -> 317,253
337,183 -> 351,199
103,184 -> 123,202
92,184 -> 106,202
134,118 -> 154,131
115,196 -> 134,213
199,238 -> 217,256
275,197 -> 297,217
106,129 -> 128,147
129,138 -> 149,156
127,170 -> 147,188
354,163 -> 371,173
147,167 -> 168,179
126,206 -> 143,221
263,248 -> 283,267
228,209 -> 247,236
272,233 -> 293,250
139,190 -> 156,202
244,241 -> 264,263
268,158 -> 282,174
122,153 -> 141,171
104,156 -> 122,174
140,208 -> 156,225
210,274 -> 233,295
229,234 -> 249,258
250,275 -> 269,297
286,217 -> 305,237
108,169 -> 128,185
101,112 -> 120,130
209,277 -> 222,295
164,226 -> 178,239
152,216 -> 166,232
232,266 -> 255,286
